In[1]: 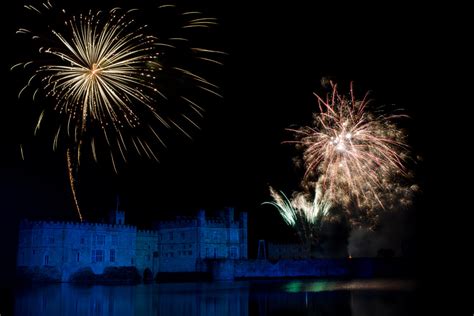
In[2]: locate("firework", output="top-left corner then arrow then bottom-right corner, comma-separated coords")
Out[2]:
14,2 -> 224,220
347,177 -> 419,228
288,82 -> 409,211
263,185 -> 332,246
14,3 -> 223,166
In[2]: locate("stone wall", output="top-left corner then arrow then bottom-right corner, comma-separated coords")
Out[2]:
209,258 -> 415,280
16,208 -> 249,282
17,220 -> 137,281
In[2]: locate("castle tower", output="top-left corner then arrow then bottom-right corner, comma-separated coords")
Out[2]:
197,209 -> 206,226
197,209 -> 206,260
109,210 -> 125,225
239,212 -> 248,259
225,207 -> 234,226
109,196 -> 125,225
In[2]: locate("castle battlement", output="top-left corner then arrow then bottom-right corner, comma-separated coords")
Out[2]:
137,229 -> 160,236
156,219 -> 198,228
204,219 -> 226,227
19,219 -> 136,231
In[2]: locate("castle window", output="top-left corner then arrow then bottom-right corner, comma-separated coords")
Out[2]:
214,248 -> 217,258
131,258 -> 134,265
49,237 -> 54,244
80,237 -> 85,245
153,251 -> 159,258
44,255 -> 49,265
230,230 -> 239,242
96,235 -> 105,245
110,249 -> 116,262
96,250 -> 104,262
32,250 -> 35,255
111,235 -> 118,246
77,252 -> 80,262
92,250 -> 104,262
212,231 -> 218,240
230,247 -> 238,259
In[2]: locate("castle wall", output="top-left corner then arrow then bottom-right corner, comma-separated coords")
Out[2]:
198,227 -> 242,259
17,221 -> 137,281
135,230 -> 159,275
17,208 -> 248,282
155,227 -> 199,272
233,259 -> 349,278
239,213 -> 248,259
268,243 -> 310,260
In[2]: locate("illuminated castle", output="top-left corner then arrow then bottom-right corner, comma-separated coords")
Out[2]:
16,208 -> 247,281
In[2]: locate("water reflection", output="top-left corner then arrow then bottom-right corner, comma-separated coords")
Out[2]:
14,279 -> 416,316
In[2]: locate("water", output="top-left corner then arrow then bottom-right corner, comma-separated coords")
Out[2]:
12,279 -> 416,315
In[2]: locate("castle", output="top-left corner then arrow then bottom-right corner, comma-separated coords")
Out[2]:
17,207 -> 248,281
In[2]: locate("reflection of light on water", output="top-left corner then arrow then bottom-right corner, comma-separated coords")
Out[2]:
285,281 -> 303,293
283,279 -> 416,293
13,280 -> 416,316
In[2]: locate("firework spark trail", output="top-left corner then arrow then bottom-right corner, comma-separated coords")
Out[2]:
288,82 -> 409,210
67,148 -> 82,222
14,2 -> 224,221
16,8 -> 162,220
263,185 -> 331,245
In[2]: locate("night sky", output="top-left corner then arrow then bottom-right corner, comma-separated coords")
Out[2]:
0,0 -> 439,285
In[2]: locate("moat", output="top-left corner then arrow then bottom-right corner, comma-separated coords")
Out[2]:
11,278 -> 416,316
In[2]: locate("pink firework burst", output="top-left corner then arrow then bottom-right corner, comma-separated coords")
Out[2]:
289,82 -> 409,211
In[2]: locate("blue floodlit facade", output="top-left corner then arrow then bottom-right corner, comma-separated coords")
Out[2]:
17,208 -> 247,281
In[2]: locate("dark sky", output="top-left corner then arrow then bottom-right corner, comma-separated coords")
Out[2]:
0,0 -> 438,283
